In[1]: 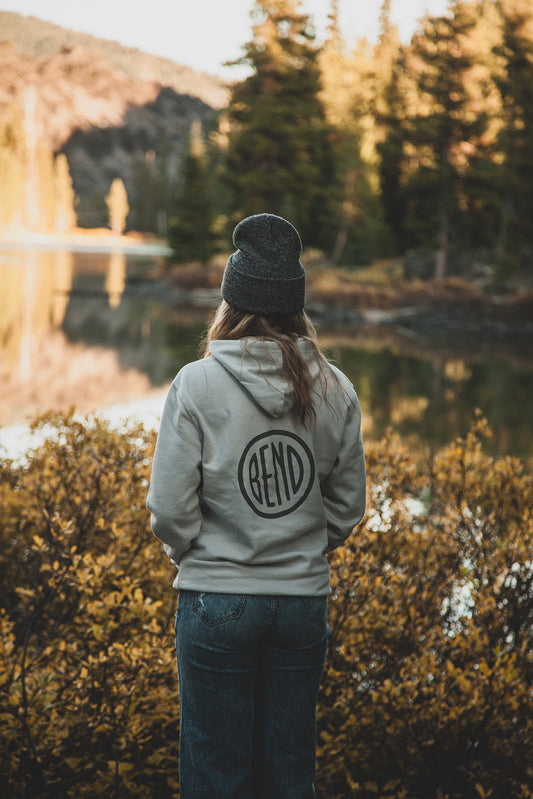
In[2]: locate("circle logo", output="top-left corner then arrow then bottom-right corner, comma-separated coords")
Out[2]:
238,430 -> 315,518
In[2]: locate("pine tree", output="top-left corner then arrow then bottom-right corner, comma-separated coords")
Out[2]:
377,47 -> 412,254
494,0 -> 533,261
374,0 -> 402,123
317,0 -> 402,265
0,106 -> 25,230
454,0 -> 503,257
391,1 -> 496,277
130,153 -> 156,234
154,128 -> 171,238
129,132 -> 173,237
105,178 -> 129,235
54,153 -> 77,234
223,0 -> 339,251
36,144 -> 55,232
168,120 -> 215,263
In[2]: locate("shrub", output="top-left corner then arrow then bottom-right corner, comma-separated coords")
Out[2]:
317,414 -> 532,799
0,412 -> 178,798
0,412 -> 531,798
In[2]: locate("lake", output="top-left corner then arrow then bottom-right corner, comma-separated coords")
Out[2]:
1,245 -> 532,470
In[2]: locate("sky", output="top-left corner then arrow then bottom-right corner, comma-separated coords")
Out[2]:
2,0 -> 450,77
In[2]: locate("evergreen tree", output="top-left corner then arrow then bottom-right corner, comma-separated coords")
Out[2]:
223,0 -> 339,251
105,178 -> 129,235
494,0 -> 533,261
129,143 -> 171,236
130,151 -> 161,234
376,47 -> 412,255
54,153 -> 77,234
373,0 -> 405,255
129,131 -> 173,237
168,120 -> 215,263
317,0 -> 405,265
378,0 -> 393,40
0,106 -> 25,230
455,0 -> 503,257
388,1 -> 496,277
154,128 -> 172,238
130,153 -> 155,233
320,30 -> 394,265
36,144 -> 55,232
0,104 -> 77,234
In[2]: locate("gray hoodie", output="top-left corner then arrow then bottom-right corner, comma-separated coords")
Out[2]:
147,338 -> 366,595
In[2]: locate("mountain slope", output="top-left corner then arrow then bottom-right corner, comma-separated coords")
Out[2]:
0,12 -> 228,230
0,10 -> 229,109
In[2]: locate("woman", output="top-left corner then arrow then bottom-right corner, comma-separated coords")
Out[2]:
147,213 -> 366,799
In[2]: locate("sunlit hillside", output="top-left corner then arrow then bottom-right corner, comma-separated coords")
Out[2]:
0,11 -> 229,109
0,12 -> 227,229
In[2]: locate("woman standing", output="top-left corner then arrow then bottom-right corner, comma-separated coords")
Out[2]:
147,213 -> 366,799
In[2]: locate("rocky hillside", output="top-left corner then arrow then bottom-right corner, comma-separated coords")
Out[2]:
0,12 -> 229,229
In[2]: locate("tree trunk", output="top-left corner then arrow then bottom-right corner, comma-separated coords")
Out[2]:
331,168 -> 356,266
434,207 -> 449,280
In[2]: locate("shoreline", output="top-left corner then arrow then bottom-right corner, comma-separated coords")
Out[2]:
0,230 -> 172,256
0,388 -> 169,464
122,274 -> 533,358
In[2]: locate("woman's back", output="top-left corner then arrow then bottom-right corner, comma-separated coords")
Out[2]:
148,335 -> 365,595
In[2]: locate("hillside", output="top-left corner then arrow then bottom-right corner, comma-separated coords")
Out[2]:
0,12 -> 229,229
0,11 -> 229,110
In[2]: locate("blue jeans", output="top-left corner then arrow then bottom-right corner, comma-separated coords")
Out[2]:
175,591 -> 329,799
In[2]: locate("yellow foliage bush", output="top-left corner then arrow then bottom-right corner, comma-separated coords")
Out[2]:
0,411 -> 531,798
0,412 -> 178,798
317,414 -> 532,799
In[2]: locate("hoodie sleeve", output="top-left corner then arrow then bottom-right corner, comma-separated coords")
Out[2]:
321,396 -> 366,553
146,371 -> 203,564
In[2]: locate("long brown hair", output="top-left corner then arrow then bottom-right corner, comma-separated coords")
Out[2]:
202,300 -> 334,428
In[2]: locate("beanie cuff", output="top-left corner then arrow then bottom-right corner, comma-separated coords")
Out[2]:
222,258 -> 305,315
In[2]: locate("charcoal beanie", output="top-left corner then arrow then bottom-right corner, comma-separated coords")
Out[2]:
221,213 -> 306,315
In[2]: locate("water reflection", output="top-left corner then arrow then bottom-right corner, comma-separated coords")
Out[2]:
0,247 -> 532,469
105,250 -> 126,309
0,249 -> 71,381
330,342 -> 532,467
0,248 -> 174,425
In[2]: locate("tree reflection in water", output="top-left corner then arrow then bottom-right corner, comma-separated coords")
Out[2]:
0,247 -> 531,470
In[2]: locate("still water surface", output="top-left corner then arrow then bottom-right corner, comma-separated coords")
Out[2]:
1,247 -> 532,468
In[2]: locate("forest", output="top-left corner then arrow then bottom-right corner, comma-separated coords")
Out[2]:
1,0 -> 533,282
145,0 -> 533,280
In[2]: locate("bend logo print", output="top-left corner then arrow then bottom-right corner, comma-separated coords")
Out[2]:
238,431 -> 316,518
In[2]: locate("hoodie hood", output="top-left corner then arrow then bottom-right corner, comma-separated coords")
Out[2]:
209,338 -> 320,418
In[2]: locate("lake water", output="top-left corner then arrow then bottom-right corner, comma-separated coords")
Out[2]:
1,246 -> 532,470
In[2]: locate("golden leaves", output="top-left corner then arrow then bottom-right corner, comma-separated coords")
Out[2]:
318,415 -> 532,799
0,412 -> 176,798
1,411 -> 531,798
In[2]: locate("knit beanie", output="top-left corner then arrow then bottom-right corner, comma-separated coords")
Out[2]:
221,213 -> 306,315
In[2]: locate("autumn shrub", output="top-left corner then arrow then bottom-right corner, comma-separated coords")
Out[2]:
0,412 -> 178,799
0,411 -> 531,798
317,414 -> 532,799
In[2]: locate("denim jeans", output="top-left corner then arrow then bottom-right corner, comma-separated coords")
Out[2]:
175,591 -> 329,799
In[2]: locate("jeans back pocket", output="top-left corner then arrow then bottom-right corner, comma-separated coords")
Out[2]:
192,592 -> 246,627
302,596 -> 328,628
